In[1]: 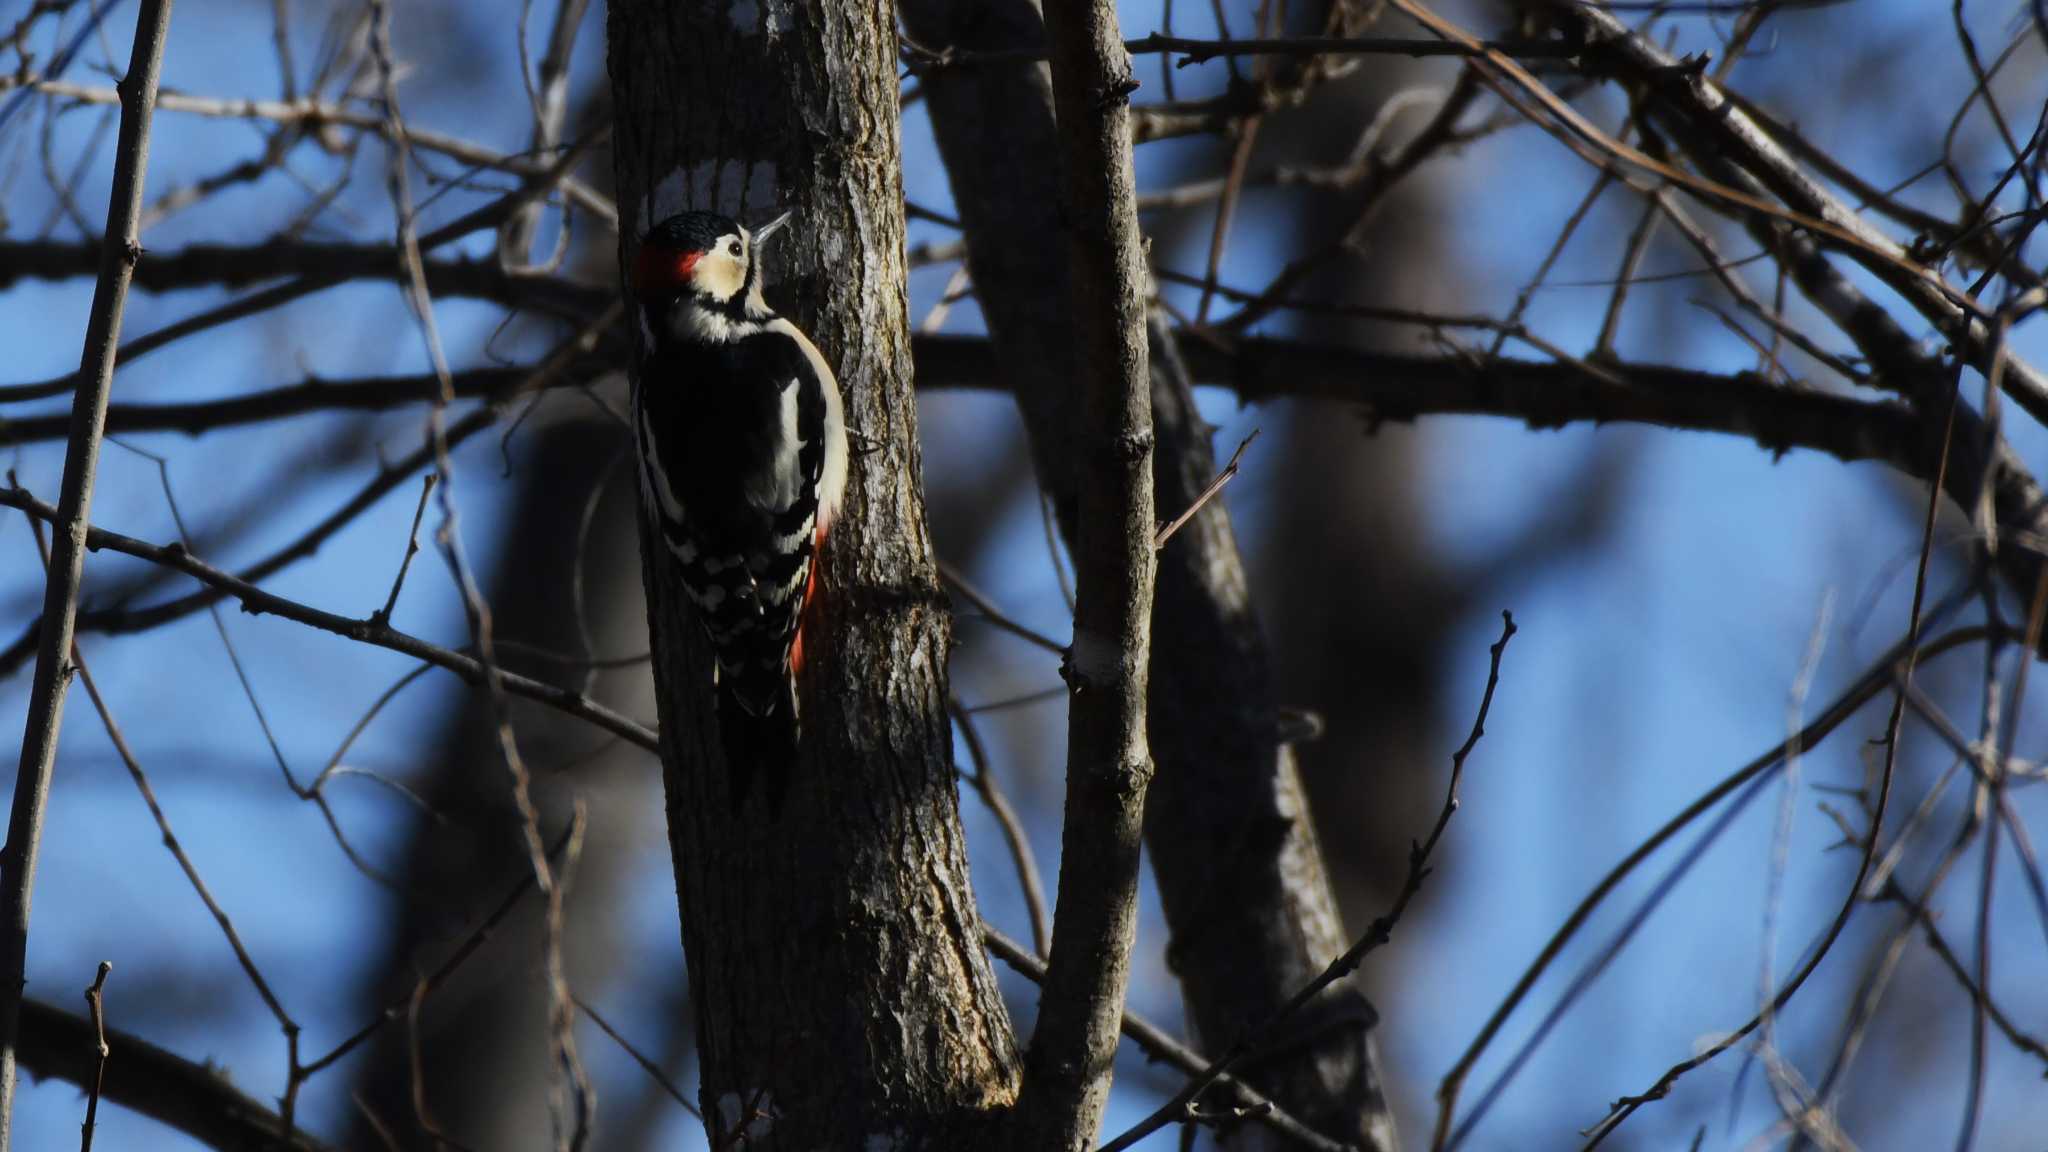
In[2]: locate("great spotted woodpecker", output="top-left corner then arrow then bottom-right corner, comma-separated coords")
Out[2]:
630,209 -> 848,810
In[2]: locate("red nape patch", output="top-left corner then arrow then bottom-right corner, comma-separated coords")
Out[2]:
634,244 -> 701,297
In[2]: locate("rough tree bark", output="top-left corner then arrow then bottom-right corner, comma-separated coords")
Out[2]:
604,2 -> 1019,1146
898,2 -> 1397,1146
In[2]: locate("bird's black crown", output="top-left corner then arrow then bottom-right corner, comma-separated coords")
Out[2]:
645,211 -> 741,254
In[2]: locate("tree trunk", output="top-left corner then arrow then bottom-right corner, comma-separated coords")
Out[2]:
603,3 -> 1020,1147
897,2 -> 1398,1147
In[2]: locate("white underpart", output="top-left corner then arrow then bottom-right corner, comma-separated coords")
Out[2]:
765,316 -> 848,532
744,377 -> 805,512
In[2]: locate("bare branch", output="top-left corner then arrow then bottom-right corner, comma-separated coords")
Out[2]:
76,962 -> 108,1152
0,305 -> 619,679
1152,428 -> 1255,551
22,79 -> 616,225
0,133 -> 607,406
903,31 -> 1578,74
0,238 -> 609,314
0,364 -> 609,447
1,1 -> 172,1136
1584,385 -> 1950,1145
983,928 -> 1349,1152
1515,0 -> 2048,422
0,481 -> 658,752
952,702 -> 1053,958
1009,0 -> 1158,1145
1109,612 -> 1516,1152
15,997 -> 336,1152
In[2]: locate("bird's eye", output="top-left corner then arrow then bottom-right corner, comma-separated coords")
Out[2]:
728,240 -> 743,257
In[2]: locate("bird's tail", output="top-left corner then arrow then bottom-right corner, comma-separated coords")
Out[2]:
718,670 -> 798,817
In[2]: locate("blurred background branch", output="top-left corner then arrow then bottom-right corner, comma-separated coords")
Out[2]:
2,0 -> 2046,1148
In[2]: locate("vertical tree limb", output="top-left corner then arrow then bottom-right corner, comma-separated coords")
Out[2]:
500,0 -> 591,267
1009,1 -> 1158,1148
605,2 -> 1019,1146
899,0 -> 1396,1144
0,1 -> 173,1143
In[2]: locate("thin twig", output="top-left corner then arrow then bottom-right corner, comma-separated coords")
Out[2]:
983,928 -> 1350,1152
902,32 -> 1579,72
77,962 -> 108,1152
1103,611 -> 1516,1152
374,473 -> 437,625
1428,611 -> 1984,1148
69,639 -> 300,1050
950,700 -> 1052,957
297,823 -> 577,1081
937,559 -> 1068,655
0,305 -> 622,682
1577,370 -> 1961,1149
23,79 -> 616,224
572,994 -> 702,1120
1,1 -> 173,1137
0,480 -> 658,751
1153,428 -> 1257,551
0,131 -> 608,406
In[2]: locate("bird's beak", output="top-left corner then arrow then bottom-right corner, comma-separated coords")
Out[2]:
752,209 -> 794,247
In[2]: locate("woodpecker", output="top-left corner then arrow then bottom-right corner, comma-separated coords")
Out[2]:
630,209 -> 848,811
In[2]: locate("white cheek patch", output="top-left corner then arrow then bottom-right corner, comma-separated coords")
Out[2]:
698,251 -> 746,300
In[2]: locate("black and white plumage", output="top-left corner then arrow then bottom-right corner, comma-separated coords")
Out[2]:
631,209 -> 848,809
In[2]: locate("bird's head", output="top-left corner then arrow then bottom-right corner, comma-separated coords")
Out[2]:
633,209 -> 790,341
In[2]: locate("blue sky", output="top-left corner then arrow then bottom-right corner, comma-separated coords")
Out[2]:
4,0 -> 2048,1149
